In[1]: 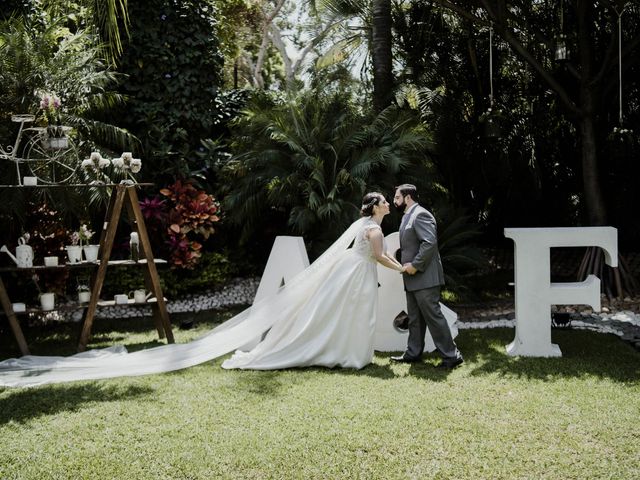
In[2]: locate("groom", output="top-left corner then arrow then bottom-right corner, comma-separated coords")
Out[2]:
391,184 -> 463,369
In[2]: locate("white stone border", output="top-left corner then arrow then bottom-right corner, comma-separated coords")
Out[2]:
457,310 -> 640,339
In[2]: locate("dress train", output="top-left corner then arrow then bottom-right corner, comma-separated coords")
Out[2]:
0,218 -> 375,387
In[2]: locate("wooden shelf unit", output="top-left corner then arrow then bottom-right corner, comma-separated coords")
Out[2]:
0,183 -> 175,355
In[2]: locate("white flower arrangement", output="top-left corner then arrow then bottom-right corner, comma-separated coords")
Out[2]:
112,152 -> 142,173
81,151 -> 142,184
81,151 -> 111,171
81,151 -> 113,184
130,158 -> 142,173
111,157 -> 125,169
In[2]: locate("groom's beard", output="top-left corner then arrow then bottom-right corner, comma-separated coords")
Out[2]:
394,200 -> 406,213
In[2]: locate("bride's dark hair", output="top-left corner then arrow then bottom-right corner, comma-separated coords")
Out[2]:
361,192 -> 383,216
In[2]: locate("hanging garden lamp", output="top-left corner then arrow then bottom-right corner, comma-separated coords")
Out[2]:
483,25 -> 502,139
554,34 -> 568,62
554,0 -> 569,63
609,3 -> 634,144
484,116 -> 501,139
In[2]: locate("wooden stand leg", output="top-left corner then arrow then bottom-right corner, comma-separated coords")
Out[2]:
126,187 -> 174,343
0,276 -> 30,355
142,267 -> 166,339
123,193 -> 165,339
78,185 -> 127,352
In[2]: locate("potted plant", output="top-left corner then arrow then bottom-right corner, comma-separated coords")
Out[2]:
65,231 -> 82,264
78,224 -> 99,262
77,279 -> 91,303
32,273 -> 55,311
47,126 -> 72,149
39,92 -> 71,149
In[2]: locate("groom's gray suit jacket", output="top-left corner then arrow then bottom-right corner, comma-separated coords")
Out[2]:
399,204 -> 445,292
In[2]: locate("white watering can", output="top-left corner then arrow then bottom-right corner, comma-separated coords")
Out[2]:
1,236 -> 34,268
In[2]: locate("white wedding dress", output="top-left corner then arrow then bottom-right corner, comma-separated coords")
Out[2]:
0,217 -> 382,387
222,218 -> 381,370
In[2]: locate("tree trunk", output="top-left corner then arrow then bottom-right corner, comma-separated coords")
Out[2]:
578,111 -> 607,226
372,0 -> 393,112
577,0 -> 607,226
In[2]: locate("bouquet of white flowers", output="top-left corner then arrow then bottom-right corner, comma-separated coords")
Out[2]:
81,152 -> 111,171
112,152 -> 142,173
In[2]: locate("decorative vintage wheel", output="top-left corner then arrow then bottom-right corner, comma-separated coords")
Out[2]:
22,127 -> 80,184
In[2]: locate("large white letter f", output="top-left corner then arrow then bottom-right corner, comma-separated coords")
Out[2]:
504,227 -> 618,357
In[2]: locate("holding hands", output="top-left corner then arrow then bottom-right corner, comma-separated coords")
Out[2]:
396,264 -> 416,274
402,263 -> 417,275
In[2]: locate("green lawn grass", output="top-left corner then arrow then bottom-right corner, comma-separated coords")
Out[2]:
1,312 -> 639,479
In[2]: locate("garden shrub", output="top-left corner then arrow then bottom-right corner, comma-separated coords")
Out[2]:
159,251 -> 236,298
116,0 -> 225,185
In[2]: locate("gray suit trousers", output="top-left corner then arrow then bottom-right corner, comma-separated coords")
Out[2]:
405,286 -> 460,360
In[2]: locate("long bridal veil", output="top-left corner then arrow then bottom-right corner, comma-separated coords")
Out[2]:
0,218 -> 369,388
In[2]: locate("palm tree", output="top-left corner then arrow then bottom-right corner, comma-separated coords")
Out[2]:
42,0 -> 129,65
371,0 -> 393,111
314,0 -> 371,76
313,0 -> 394,110
223,90 -> 430,252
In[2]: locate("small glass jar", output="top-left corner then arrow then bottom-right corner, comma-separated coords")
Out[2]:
130,232 -> 139,262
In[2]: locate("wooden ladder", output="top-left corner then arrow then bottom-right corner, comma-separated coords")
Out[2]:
78,184 -> 174,351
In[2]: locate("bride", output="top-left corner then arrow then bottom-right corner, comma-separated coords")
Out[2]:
222,192 -> 402,370
0,192 -> 403,387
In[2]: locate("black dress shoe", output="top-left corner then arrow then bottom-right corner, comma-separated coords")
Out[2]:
390,355 -> 420,363
436,357 -> 464,369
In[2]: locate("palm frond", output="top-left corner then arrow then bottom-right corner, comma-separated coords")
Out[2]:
318,0 -> 369,17
315,35 -> 363,69
433,202 -> 488,287
90,0 -> 130,65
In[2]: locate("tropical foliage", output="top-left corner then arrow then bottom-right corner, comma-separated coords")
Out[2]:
433,201 -> 486,290
0,10 -> 136,237
0,13 -> 131,147
140,181 -> 222,270
212,0 -> 264,88
222,89 -> 433,252
34,0 -> 130,65
400,1 -> 640,244
2,0 -> 637,293
114,0 -> 225,185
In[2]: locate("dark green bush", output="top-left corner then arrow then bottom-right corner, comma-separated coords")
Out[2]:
159,251 -> 236,298
116,0 -> 225,185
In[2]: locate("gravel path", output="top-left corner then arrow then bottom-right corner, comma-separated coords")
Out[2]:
48,277 -> 640,352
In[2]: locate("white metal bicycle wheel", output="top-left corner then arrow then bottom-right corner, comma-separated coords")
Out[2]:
23,131 -> 80,184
